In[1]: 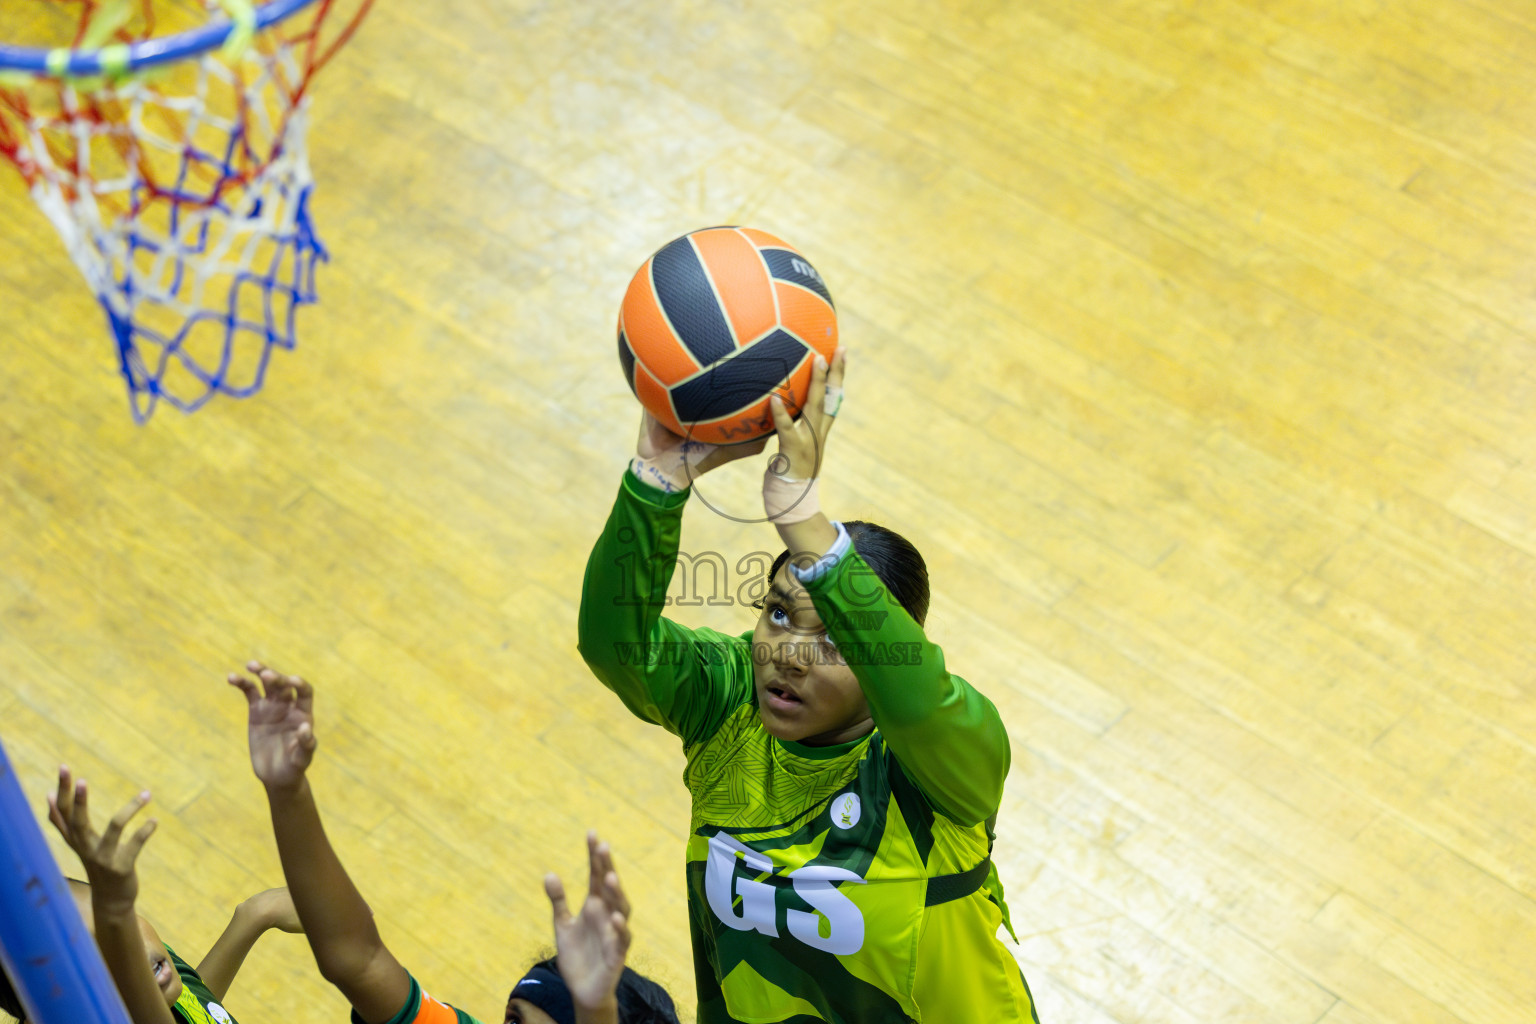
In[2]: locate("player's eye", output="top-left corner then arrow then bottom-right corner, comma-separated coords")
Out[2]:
769,604 -> 790,626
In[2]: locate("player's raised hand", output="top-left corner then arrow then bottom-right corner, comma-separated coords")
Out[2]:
545,832 -> 632,1019
47,767 -> 156,918
769,346 -> 846,480
229,661 -> 317,792
634,410 -> 768,492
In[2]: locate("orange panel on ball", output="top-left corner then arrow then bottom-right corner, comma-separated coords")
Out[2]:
690,228 -> 778,348
774,353 -> 818,419
774,280 -> 838,360
633,362 -> 685,436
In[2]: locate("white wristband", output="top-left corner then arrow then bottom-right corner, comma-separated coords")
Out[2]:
788,521 -> 851,583
763,468 -> 821,524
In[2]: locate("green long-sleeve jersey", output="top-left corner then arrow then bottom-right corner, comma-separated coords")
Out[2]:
578,472 -> 1038,1024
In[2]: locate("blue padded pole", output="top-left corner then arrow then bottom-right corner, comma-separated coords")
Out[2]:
0,736 -> 132,1024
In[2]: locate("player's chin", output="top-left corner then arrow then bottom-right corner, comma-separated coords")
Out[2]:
756,704 -> 813,742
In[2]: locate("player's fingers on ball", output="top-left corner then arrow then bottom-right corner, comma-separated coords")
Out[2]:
768,393 -> 795,434
809,357 -> 829,419
826,349 -> 848,409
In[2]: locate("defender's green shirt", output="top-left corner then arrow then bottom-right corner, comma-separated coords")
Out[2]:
578,472 -> 1038,1024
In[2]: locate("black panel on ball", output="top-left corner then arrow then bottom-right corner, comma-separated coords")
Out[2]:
670,329 -> 810,423
617,328 -> 638,397
652,235 -> 736,367
760,248 -> 835,310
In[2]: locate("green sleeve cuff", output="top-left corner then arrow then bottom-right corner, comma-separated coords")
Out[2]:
787,521 -> 852,584
621,466 -> 692,509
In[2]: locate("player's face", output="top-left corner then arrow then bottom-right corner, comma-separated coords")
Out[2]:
503,996 -> 557,1024
70,887 -> 184,1007
751,564 -> 873,746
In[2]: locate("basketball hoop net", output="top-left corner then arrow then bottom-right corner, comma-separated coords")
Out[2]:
0,0 -> 373,421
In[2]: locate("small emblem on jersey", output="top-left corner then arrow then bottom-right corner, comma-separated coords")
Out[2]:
831,792 -> 861,829
207,1004 -> 233,1024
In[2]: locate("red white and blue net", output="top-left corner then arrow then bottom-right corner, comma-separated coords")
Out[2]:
0,1 -> 371,421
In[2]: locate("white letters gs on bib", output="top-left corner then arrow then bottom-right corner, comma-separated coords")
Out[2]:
704,832 -> 866,955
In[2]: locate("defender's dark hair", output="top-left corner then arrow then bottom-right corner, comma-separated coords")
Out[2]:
762,520 -> 930,626
519,956 -> 681,1024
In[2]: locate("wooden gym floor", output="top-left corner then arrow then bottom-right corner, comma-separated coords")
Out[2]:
2,1 -> 1533,1022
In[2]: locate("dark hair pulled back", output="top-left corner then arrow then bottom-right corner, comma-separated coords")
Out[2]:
764,520 -> 929,625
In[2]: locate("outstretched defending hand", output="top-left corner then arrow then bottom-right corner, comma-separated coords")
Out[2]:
48,767 -> 156,918
229,661 -> 317,792
545,832 -> 633,1018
